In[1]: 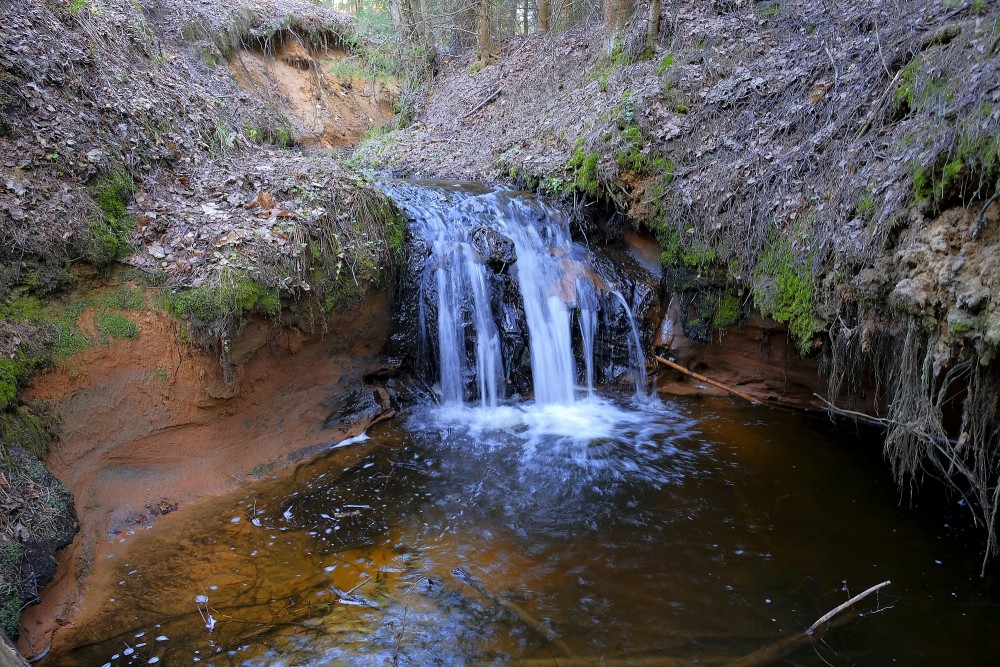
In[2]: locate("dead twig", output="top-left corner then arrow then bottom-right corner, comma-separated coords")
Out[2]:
806,580 -> 891,635
727,580 -> 892,667
462,88 -> 503,119
655,356 -> 759,404
971,193 -> 998,240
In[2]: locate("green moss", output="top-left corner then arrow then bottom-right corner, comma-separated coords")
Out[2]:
753,239 -> 822,353
53,301 -> 90,360
95,312 -> 140,343
0,407 -> 49,458
856,193 -> 875,219
894,55 -> 955,115
940,159 -> 965,190
913,135 -> 998,205
948,318 -> 973,336
913,165 -> 933,202
566,143 -> 601,196
162,270 -> 279,331
590,45 -> 632,92
712,294 -> 741,328
773,265 -> 818,347
681,241 -> 715,268
656,53 -> 675,76
100,285 -> 144,311
0,584 -> 20,639
234,277 -> 280,315
541,176 -> 568,195
957,135 -> 999,186
0,542 -> 20,567
0,359 -> 16,412
617,125 -> 660,174
654,223 -> 682,267
894,56 -> 922,112
0,296 -> 45,323
386,210 -> 405,261
87,168 -> 135,268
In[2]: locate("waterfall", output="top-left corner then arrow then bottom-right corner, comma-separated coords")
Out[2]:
609,290 -> 649,399
576,278 -> 599,398
381,180 -> 649,409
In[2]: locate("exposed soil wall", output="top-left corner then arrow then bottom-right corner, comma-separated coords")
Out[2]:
16,289 -> 395,658
230,37 -> 397,148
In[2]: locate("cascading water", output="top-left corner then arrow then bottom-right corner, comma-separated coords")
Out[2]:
380,180 -> 649,412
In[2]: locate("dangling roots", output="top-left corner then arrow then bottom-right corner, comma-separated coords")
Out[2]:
827,315 -> 1000,571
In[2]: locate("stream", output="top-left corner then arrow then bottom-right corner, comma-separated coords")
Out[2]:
41,397 -> 1000,666
38,182 -> 1000,665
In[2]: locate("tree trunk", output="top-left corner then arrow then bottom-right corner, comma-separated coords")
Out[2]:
504,0 -> 517,37
539,0 -> 551,32
522,0 -> 529,35
554,0 -> 570,30
646,0 -> 661,50
603,0 -> 633,53
477,0 -> 494,64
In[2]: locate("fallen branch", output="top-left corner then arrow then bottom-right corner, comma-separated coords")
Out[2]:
807,580 -> 890,635
655,356 -> 759,404
452,567 -> 574,657
972,193 -> 997,240
462,88 -> 503,119
812,393 -> 887,426
727,580 -> 891,667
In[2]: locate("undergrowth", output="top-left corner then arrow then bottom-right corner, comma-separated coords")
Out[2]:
86,168 -> 136,269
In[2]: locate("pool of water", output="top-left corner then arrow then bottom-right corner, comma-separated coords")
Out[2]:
42,396 -> 1000,666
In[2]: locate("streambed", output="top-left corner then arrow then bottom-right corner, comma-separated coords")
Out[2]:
40,396 -> 1000,666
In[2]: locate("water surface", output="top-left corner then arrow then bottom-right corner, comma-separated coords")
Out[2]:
43,396 -> 1000,666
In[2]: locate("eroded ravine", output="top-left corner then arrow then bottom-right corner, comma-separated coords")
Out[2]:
30,181 -> 1000,666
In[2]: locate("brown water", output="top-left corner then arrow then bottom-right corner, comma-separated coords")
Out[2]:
42,396 -> 1000,666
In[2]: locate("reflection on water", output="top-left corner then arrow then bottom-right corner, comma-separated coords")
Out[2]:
43,397 -> 1000,666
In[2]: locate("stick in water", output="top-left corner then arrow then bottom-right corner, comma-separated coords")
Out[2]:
807,580 -> 891,635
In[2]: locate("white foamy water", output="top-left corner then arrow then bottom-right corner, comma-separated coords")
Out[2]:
379,180 -> 648,410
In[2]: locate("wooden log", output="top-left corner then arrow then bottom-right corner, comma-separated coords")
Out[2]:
655,356 -> 759,404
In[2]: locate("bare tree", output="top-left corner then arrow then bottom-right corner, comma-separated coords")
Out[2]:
603,0 -> 634,52
646,0 -> 660,51
476,0 -> 495,64
539,0 -> 551,32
